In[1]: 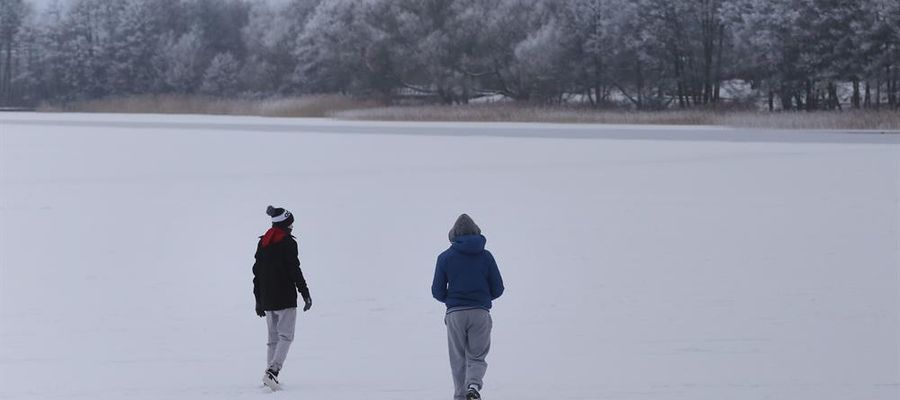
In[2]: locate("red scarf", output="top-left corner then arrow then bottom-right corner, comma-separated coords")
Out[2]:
261,227 -> 287,247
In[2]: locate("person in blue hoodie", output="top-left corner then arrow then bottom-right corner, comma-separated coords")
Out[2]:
432,214 -> 504,400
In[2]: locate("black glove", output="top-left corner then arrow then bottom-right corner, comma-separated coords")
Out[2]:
298,285 -> 312,312
255,305 -> 266,317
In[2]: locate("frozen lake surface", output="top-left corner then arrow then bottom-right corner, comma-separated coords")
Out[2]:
1,113 -> 898,400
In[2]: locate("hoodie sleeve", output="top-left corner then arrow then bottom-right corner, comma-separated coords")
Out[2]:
431,254 -> 448,302
486,251 -> 504,300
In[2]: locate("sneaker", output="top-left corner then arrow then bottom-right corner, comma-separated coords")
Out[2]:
262,368 -> 280,390
466,386 -> 481,400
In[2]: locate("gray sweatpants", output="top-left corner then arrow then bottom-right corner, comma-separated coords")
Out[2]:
445,308 -> 492,400
266,307 -> 297,372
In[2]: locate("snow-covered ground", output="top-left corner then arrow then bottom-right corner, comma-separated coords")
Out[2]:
1,113 -> 898,400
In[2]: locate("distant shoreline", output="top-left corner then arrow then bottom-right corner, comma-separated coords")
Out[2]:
33,95 -> 900,130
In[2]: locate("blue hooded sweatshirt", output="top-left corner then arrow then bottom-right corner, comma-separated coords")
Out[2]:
432,234 -> 504,311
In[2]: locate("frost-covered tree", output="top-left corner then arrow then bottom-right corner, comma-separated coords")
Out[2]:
506,18 -> 569,102
293,0 -> 383,94
188,0 -> 249,61
861,0 -> 899,108
155,27 -> 204,93
0,0 -> 28,104
24,1 -> 67,102
559,0 -> 619,106
800,0 -> 866,110
730,0 -> 879,110
3,0 -> 896,109
730,0 -> 810,110
456,0 -> 556,102
107,0 -> 169,94
634,0 -> 732,108
241,0 -> 320,94
360,0 -> 479,103
58,0 -> 108,99
201,51 -> 240,96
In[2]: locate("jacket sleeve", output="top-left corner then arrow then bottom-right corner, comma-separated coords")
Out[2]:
431,255 -> 448,302
286,238 -> 310,300
252,245 -> 261,305
487,252 -> 504,300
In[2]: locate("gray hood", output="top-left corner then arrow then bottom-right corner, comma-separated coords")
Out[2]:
448,213 -> 481,242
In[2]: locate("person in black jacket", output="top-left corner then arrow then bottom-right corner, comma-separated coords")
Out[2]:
253,205 -> 311,390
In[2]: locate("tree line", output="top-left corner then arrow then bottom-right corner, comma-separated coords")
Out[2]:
0,0 -> 898,110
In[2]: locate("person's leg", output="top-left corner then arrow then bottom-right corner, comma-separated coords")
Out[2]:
265,311 -> 280,369
268,308 -> 297,372
445,312 -> 468,400
464,309 -> 492,391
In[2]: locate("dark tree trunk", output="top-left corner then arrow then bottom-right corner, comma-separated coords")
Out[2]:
636,58 -> 644,110
713,24 -> 724,103
2,42 -> 11,105
805,80 -> 815,111
780,83 -> 793,110
673,52 -> 686,108
0,42 -> 6,105
593,55 -> 602,108
852,79 -> 860,109
876,75 -> 882,109
828,82 -> 841,110
890,65 -> 897,108
702,28 -> 713,104
864,81 -> 871,108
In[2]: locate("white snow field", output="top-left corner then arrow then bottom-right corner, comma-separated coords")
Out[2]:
1,113 -> 899,400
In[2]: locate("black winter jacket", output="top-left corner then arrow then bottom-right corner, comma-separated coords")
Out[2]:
253,228 -> 310,311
